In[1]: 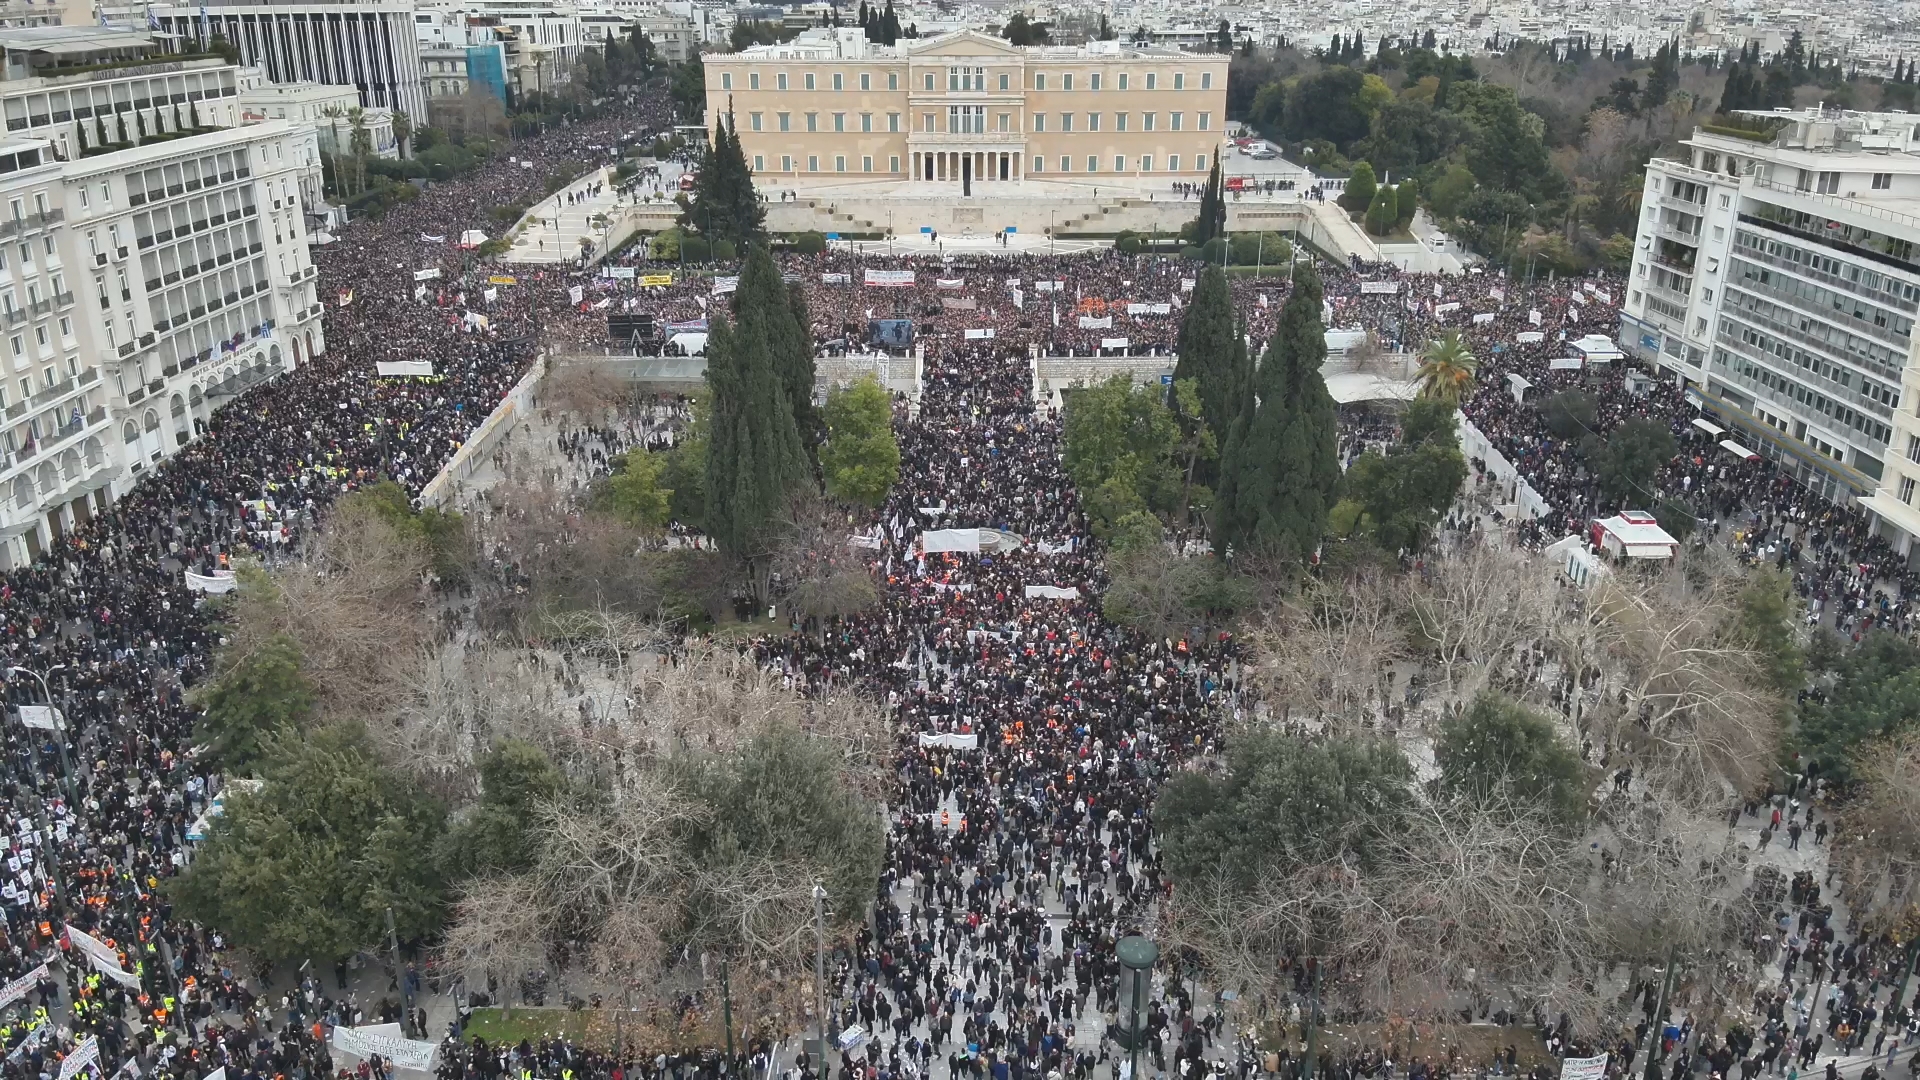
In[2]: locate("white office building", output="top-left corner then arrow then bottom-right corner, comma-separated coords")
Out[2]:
1620,108 -> 1920,526
150,2 -> 427,122
0,119 -> 322,567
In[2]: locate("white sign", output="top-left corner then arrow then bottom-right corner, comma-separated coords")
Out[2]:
1529,308 -> 1542,326
1023,585 -> 1081,599
916,732 -> 978,751
411,268 -> 440,282
864,269 -> 915,287
0,964 -> 48,1011
821,272 -> 850,284
1359,281 -> 1400,294
1561,1055 -> 1608,1080
936,278 -> 964,289
58,1036 -> 98,1080
16,706 -> 58,732
1126,303 -> 1172,315
330,1025 -> 438,1072
965,328 -> 995,340
1489,287 -> 1505,302
1435,302 -> 1461,314
184,570 -> 237,594
1033,280 -> 1063,293
603,266 -> 636,280
1078,315 -> 1111,329
1100,337 -> 1130,350
1517,332 -> 1545,344
1179,278 -> 1196,292
1549,356 -> 1585,370
64,927 -> 138,989
376,361 -> 435,378
711,276 -> 738,296
568,286 -> 584,306
1473,313 -> 1496,325
418,233 -> 445,244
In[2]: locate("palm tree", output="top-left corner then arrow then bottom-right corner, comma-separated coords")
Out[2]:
1415,331 -> 1479,405
347,107 -> 371,196
391,109 -> 413,160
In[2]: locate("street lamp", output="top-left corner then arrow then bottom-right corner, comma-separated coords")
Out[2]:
6,665 -> 68,910
10,665 -> 70,789
1116,935 -> 1158,1080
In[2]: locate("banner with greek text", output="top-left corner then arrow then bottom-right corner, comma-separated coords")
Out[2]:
1560,1055 -> 1607,1080
917,732 -> 978,750
640,273 -> 673,286
822,272 -> 850,284
965,328 -> 995,339
1473,313 -> 1496,325
0,963 -> 48,1011
711,276 -> 738,296
1100,337 -> 1130,350
184,570 -> 237,594
64,927 -> 138,989
1516,332 -> 1545,344
57,1036 -> 98,1080
17,706 -> 59,732
1078,315 -> 1111,329
864,270 -> 915,287
412,268 -> 440,282
1359,281 -> 1400,294
1023,585 -> 1081,599
330,1025 -> 438,1072
602,267 -> 636,280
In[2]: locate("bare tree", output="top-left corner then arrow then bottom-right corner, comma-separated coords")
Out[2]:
1406,545 -> 1558,704
1248,568 -> 1407,731
1834,731 -> 1920,932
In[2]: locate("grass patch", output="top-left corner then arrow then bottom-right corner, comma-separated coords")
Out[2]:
463,1007 -> 594,1045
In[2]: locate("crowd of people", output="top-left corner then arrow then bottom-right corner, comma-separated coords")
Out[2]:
0,83 -> 1896,1080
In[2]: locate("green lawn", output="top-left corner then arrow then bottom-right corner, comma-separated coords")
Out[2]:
462,1007 -> 594,1045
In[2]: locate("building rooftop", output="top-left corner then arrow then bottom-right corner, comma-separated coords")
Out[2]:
716,26 -> 1211,60
0,26 -> 152,53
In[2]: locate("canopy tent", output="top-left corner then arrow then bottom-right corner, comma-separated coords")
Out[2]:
1570,334 -> 1625,361
1589,512 -> 1679,560
1506,372 -> 1534,404
1720,438 -> 1761,462
1324,372 -> 1417,405
667,332 -> 708,355
1691,418 -> 1726,438
456,229 -> 488,249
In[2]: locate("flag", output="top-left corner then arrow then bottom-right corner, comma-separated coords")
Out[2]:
337,289 -> 353,307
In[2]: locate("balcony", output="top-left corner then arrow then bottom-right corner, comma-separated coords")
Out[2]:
77,368 -> 97,386
25,209 -> 63,230
53,293 -> 72,309
31,379 -> 71,405
28,300 -> 48,316
125,387 -> 142,405
4,401 -> 22,420
3,310 -> 22,326
146,378 -> 162,393
116,342 -> 133,357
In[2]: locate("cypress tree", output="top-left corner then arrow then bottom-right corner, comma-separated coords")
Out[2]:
1173,265 -> 1240,441
734,244 -> 817,454
693,111 -> 766,245
703,305 -> 811,601
1190,157 -> 1226,245
1214,264 -> 1340,562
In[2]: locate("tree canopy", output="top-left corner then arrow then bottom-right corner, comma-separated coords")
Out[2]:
820,374 -> 901,507
1436,692 -> 1587,824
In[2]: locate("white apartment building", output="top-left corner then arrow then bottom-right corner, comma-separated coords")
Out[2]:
1620,109 -> 1920,528
239,81 -> 400,159
0,120 -> 321,567
150,2 -> 428,122
0,30 -> 245,162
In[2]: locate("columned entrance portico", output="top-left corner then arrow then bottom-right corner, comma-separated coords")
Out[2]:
909,145 -> 1023,189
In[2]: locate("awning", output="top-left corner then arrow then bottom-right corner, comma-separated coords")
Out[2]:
1691,418 -> 1725,437
1719,438 -> 1761,461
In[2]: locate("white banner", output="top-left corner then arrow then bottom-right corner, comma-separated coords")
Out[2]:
603,266 -> 636,280
711,276 -> 738,296
936,278 -> 964,289
965,328 -> 995,340
1473,313 -> 1496,325
1125,303 -> 1172,315
58,1036 -> 98,1080
821,272 -> 850,284
1032,280 -> 1063,292
184,570 -> 237,594
1100,337 -> 1130,350
1034,539 -> 1077,554
864,269 -> 915,287
921,529 -> 981,554
1516,332 -> 1545,344
847,533 -> 882,550
1078,315 -> 1112,329
1561,1055 -> 1608,1080
916,732 -> 979,750
330,1025 -> 438,1072
1529,308 -> 1542,326
1571,305 -> 1582,322
1489,287 -> 1505,302
940,297 -> 977,310
418,233 -> 445,244
1359,281 -> 1400,295
64,927 -> 139,989
1435,302 -> 1461,314
1023,585 -> 1081,599
16,706 -> 59,732
1010,288 -> 1024,309
0,964 -> 48,1012
1179,278 -> 1196,292
1549,356 -> 1585,370
412,268 -> 440,282
568,286 -> 584,305
376,361 -> 435,378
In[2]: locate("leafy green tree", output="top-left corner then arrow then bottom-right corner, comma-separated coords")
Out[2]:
1281,67 -> 1371,148
1338,437 -> 1467,553
439,740 -> 568,879
1799,633 -> 1920,782
1731,568 -> 1806,696
1394,178 -> 1419,229
1436,693 -> 1586,824
1541,390 -> 1597,440
1447,82 -> 1559,203
663,395 -> 709,526
604,448 -> 673,530
1653,496 -> 1697,543
1062,375 -> 1183,534
1156,732 -> 1412,891
999,12 -> 1048,45
1341,160 -> 1378,214
669,723 -> 884,939
1427,164 -> 1478,218
1214,264 -> 1341,561
339,480 -> 470,583
1399,397 -> 1455,448
170,724 -> 447,962
194,634 -> 314,773
1586,417 -> 1674,505
820,374 -> 900,507
1364,183 -> 1398,235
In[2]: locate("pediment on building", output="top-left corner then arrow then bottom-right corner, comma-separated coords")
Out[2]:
907,30 -> 1022,58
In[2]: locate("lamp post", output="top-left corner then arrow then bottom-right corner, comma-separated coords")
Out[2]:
1117,935 -> 1158,1080
6,665 -> 67,911
812,881 -> 829,1066
10,665 -> 69,794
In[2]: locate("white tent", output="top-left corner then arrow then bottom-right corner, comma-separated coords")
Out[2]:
921,528 -> 1024,554
1691,418 -> 1726,438
456,229 -> 488,249
1571,334 -> 1625,361
667,332 -> 709,355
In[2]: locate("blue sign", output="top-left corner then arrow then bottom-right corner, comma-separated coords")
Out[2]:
920,226 -> 932,234
1160,374 -> 1173,384
1005,227 -> 1017,234
826,232 -> 839,240
1641,334 -> 1660,352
